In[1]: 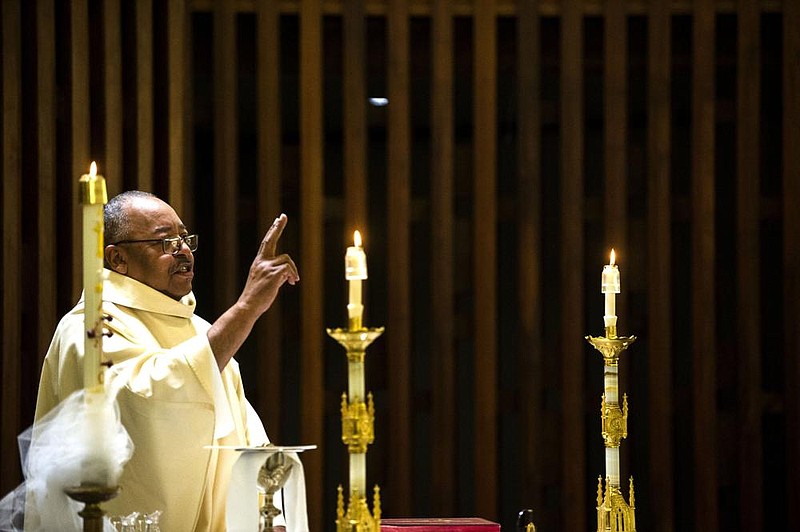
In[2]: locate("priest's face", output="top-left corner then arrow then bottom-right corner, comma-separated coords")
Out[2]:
112,197 -> 195,300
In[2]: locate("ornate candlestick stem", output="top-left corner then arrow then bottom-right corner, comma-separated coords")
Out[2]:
586,328 -> 637,531
327,326 -> 384,532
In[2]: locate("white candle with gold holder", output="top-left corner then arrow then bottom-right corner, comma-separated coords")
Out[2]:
586,249 -> 637,532
327,230 -> 382,532
81,162 -> 107,390
65,162 -> 119,532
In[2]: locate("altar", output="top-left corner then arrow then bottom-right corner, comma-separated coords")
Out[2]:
380,518 -> 500,531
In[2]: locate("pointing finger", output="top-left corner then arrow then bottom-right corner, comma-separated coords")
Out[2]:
260,213 -> 287,258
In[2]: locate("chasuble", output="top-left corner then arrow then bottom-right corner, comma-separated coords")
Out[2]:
34,269 -> 306,532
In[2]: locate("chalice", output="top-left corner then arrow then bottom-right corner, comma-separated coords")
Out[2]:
257,450 -> 294,532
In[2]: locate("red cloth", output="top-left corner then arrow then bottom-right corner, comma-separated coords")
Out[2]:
380,517 -> 500,531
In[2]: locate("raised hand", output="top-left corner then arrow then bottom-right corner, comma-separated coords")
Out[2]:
238,213 -> 299,316
208,213 -> 299,370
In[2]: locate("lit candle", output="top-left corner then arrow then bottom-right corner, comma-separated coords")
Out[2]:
602,249 -> 620,330
80,162 -> 107,389
345,230 -> 368,330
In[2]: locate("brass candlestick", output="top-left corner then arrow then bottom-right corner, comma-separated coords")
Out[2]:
586,326 -> 637,532
327,326 -> 384,532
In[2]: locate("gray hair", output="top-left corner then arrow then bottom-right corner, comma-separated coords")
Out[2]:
104,190 -> 159,246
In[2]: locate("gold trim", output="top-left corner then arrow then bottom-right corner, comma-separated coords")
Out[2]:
341,393 -> 375,453
79,173 -> 108,205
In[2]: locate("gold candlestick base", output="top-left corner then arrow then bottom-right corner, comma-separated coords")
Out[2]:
64,483 -> 119,532
336,485 -> 381,532
596,476 -> 636,532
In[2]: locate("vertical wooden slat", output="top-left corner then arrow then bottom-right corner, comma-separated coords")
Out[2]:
473,0 -> 498,519
182,5 -> 195,230
736,1 -> 762,530
167,0 -> 188,216
71,0 -> 90,301
256,0 -> 283,442
517,0 -> 542,513
213,0 -> 237,309
783,0 -> 800,528
344,0 -> 367,235
560,0 -> 586,529
431,0 -> 456,517
136,0 -> 153,192
104,0 -> 123,199
2,0 -> 22,486
604,0 -> 627,270
387,0 -> 413,514
37,0 -> 57,363
299,0 -> 325,527
691,1 -> 717,530
517,0 -> 543,514
646,1 -> 673,531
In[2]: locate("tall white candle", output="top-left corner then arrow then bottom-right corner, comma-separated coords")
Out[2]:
345,230 -> 368,330
601,249 -> 620,329
80,162 -> 107,389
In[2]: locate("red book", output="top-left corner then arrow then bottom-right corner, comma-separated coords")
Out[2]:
380,517 -> 500,531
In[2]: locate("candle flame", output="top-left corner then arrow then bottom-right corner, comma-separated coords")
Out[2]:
90,161 -> 97,177
610,248 -> 616,266
354,230 -> 362,248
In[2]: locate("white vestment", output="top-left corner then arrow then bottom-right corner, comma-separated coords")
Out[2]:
33,269 -> 308,532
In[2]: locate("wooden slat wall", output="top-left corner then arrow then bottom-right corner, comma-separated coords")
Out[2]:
646,1 -> 673,531
387,0 -> 413,515
71,0 -> 90,300
344,0 -> 368,234
691,1 -> 717,531
104,0 -> 123,199
2,2 -> 800,531
167,0 -> 189,216
37,0 -> 57,364
213,0 -> 238,310
736,0 -> 761,530
473,0 -> 498,518
136,0 -> 153,192
179,0 -> 196,229
604,0 -> 627,259
255,0 -> 283,442
560,0 -> 586,530
516,0 -> 542,517
299,0 -> 325,528
784,0 -> 800,529
2,0 -> 22,488
430,0 -> 456,517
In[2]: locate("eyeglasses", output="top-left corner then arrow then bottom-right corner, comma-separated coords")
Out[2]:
111,234 -> 199,255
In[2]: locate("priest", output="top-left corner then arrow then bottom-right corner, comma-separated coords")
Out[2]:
33,190 -> 307,532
